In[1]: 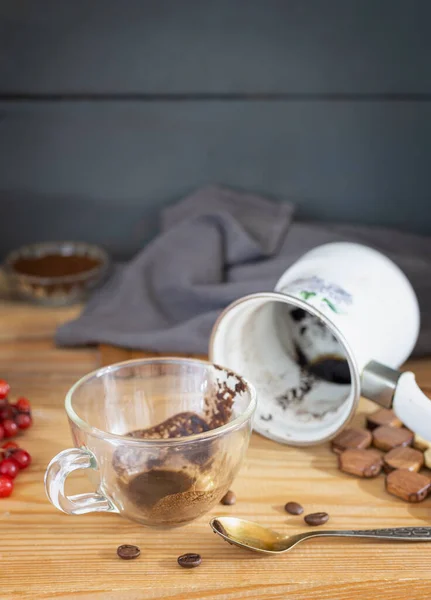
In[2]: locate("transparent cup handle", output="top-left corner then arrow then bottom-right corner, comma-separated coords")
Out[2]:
44,448 -> 118,515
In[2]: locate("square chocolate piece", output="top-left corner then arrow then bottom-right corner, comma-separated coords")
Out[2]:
331,428 -> 372,454
365,408 -> 402,431
386,469 -> 431,503
338,448 -> 383,478
372,426 -> 413,451
383,446 -> 424,473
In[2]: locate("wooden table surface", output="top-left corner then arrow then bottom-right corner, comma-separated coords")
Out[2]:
1,297 -> 431,600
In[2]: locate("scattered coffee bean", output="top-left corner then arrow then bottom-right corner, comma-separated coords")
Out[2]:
212,518 -> 229,537
414,434 -> 431,451
177,553 -> 202,568
284,501 -> 304,515
220,490 -> 236,505
338,448 -> 383,478
331,427 -> 372,454
372,426 -> 413,452
366,408 -> 402,431
117,544 -> 140,560
304,512 -> 329,526
383,446 -> 424,473
385,469 -> 431,503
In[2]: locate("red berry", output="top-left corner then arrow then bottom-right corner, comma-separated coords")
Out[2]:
12,449 -> 31,469
2,441 -> 19,450
15,413 -> 32,430
2,420 -> 18,438
0,405 -> 13,421
16,397 -> 31,412
0,475 -> 13,497
0,380 -> 10,400
0,424 -> 3,441
0,458 -> 19,479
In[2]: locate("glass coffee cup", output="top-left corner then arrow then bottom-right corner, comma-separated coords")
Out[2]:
45,358 -> 256,527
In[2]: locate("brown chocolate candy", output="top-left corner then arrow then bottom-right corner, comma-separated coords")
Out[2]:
365,408 -> 402,431
373,426 -> 413,451
331,428 -> 372,454
338,448 -> 383,478
383,446 -> 424,473
385,469 -> 431,503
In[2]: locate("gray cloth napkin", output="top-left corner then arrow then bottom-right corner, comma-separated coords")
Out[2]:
56,186 -> 431,356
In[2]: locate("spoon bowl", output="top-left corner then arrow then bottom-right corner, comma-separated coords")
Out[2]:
211,516 -> 289,554
210,517 -> 431,554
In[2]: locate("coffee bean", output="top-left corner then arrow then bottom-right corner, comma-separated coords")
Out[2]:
117,544 -> 140,560
177,553 -> 202,568
220,490 -> 236,505
304,512 -> 329,526
212,518 -> 229,537
284,501 -> 304,515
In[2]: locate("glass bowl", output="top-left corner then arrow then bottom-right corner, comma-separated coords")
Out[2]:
4,241 -> 110,306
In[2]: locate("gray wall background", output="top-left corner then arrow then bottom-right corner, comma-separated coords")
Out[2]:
1,0 -> 430,258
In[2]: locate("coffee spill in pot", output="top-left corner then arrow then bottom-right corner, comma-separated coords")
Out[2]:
290,307 -> 351,385
295,344 -> 351,385
309,357 -> 351,385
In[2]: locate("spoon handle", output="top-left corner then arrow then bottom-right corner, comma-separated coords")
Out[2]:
304,527 -> 431,541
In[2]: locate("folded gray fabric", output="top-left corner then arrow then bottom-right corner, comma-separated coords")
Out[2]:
56,186 -> 431,356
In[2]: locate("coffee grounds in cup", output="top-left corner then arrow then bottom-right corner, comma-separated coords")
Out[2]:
112,373 -> 244,525
120,467 -> 228,526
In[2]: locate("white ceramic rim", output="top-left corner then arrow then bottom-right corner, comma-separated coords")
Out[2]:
65,356 -> 257,446
209,291 -> 362,446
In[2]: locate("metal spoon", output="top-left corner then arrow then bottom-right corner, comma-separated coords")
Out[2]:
210,517 -> 431,554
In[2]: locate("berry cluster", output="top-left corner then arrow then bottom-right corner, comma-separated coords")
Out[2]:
0,379 -> 32,498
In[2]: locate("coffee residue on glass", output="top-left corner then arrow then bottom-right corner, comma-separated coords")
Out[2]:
12,254 -> 102,278
112,371 -> 244,526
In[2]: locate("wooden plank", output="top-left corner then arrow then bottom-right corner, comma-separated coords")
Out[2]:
2,298 -> 431,599
1,99 -> 431,260
0,0 -> 430,95
99,344 -> 206,366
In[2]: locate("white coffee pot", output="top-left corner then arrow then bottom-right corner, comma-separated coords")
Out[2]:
210,242 -> 431,445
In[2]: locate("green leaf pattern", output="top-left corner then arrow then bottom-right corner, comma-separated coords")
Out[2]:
300,291 -> 316,300
290,276 -> 352,315
300,291 -> 339,313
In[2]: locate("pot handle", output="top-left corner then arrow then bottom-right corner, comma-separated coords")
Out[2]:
362,361 -> 431,441
392,372 -> 431,441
